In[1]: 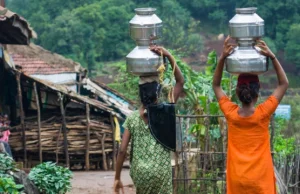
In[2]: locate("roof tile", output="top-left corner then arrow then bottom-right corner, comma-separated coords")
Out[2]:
10,53 -> 76,75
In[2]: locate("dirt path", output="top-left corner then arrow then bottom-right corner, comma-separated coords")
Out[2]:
68,169 -> 136,194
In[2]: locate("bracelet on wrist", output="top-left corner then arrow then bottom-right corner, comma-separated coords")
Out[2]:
270,56 -> 276,60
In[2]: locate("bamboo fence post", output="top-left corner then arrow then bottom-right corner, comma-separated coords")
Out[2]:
101,133 -> 107,170
78,74 -> 82,94
270,114 -> 275,152
33,82 -> 43,163
110,114 -> 116,170
16,73 -> 27,167
85,104 -> 90,170
58,93 -> 69,167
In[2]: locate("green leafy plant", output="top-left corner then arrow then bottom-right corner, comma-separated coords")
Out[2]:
0,153 -> 23,194
189,168 -> 221,194
0,153 -> 16,174
29,162 -> 73,194
107,61 -> 139,102
0,174 -> 23,194
273,117 -> 296,161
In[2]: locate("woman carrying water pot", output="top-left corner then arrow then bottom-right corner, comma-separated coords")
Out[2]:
213,36 -> 288,194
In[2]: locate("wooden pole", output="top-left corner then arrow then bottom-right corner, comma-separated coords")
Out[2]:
58,93 -> 69,167
85,104 -> 90,171
33,82 -> 42,163
101,133 -> 107,170
110,114 -> 116,170
16,73 -> 27,167
78,74 -> 82,94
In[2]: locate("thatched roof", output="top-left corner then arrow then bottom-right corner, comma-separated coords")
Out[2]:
91,78 -> 135,106
0,6 -> 36,45
20,72 -> 121,118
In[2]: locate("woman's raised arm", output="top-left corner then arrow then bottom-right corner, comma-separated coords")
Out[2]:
256,40 -> 289,102
213,36 -> 236,101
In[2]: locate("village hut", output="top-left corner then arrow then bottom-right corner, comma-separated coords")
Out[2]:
0,4 -> 133,171
6,44 -> 133,118
0,45 -> 133,171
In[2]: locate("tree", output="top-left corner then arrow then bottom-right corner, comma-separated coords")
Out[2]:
158,0 -> 204,56
285,24 -> 300,69
7,0 -> 300,72
40,10 -> 95,69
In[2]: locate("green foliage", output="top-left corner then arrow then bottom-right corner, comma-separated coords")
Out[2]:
0,153 -> 23,194
29,162 -> 73,194
7,0 -> 204,73
107,61 -> 139,102
158,0 -> 204,56
273,117 -> 296,167
0,153 -> 17,173
281,96 -> 300,139
285,24 -> 300,68
189,168 -> 222,193
263,37 -> 277,54
7,0 -> 300,72
0,175 -> 23,194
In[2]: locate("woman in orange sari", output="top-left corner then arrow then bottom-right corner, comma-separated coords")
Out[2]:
213,36 -> 289,194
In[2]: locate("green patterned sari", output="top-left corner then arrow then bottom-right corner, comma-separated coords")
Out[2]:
123,111 -> 173,194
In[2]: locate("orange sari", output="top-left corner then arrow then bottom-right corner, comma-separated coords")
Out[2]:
219,95 -> 278,194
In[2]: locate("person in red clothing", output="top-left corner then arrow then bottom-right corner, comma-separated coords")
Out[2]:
213,36 -> 289,194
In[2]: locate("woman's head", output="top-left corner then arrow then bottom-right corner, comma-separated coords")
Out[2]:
139,81 -> 161,107
236,74 -> 260,105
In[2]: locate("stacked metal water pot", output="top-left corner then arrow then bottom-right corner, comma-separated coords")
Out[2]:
126,8 -> 164,76
225,7 -> 269,75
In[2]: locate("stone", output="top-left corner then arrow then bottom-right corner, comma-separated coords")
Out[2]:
13,170 -> 40,194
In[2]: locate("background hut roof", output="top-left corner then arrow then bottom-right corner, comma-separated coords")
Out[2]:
91,78 -> 135,106
0,6 -> 36,45
20,73 -> 121,118
7,44 -> 86,75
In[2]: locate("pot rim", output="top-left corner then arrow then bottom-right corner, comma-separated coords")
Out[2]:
135,8 -> 156,15
236,7 -> 257,14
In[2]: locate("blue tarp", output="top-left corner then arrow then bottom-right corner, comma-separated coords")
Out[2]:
275,104 -> 291,120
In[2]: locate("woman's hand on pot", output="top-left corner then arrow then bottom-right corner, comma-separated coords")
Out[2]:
221,36 -> 236,58
256,39 -> 275,58
113,179 -> 124,194
149,45 -> 171,58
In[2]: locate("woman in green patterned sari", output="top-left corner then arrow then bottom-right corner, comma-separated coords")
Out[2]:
114,46 -> 184,194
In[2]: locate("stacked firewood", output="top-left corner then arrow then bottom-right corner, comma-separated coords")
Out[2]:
9,113 -> 113,155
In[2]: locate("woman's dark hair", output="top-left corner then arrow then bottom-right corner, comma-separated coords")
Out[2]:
236,82 -> 260,104
139,81 -> 161,106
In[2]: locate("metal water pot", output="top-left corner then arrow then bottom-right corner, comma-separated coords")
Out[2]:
225,7 -> 269,75
126,8 -> 163,76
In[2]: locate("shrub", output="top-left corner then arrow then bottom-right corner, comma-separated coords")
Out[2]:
0,153 -> 23,193
0,153 -> 16,173
29,162 -> 73,194
0,175 -> 23,194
